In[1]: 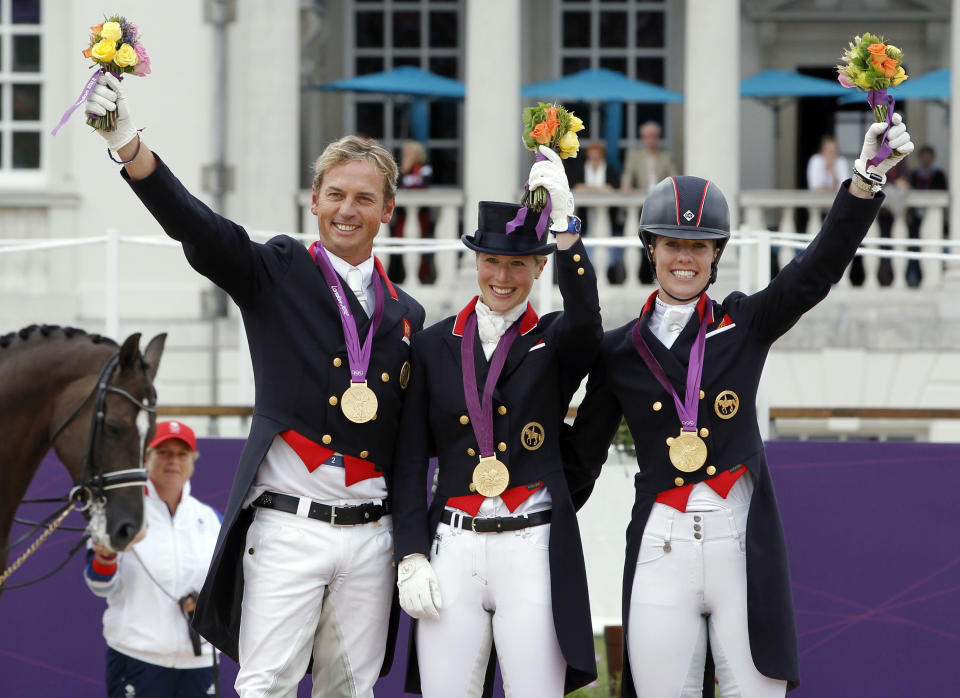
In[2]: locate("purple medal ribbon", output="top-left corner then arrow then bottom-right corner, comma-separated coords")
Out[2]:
461,310 -> 520,458
631,297 -> 712,433
310,242 -> 385,383
866,89 -> 896,168
505,151 -> 552,240
51,68 -> 106,136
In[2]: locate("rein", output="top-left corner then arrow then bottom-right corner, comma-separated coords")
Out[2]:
1,350 -> 156,589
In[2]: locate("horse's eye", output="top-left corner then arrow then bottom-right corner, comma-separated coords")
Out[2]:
104,421 -> 126,437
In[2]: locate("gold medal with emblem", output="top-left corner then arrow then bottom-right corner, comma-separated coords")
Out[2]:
341,381 -> 378,423
469,455 -> 510,497
399,361 -> 412,390
666,430 -> 707,473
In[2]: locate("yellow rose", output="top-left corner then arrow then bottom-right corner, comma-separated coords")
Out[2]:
100,21 -> 123,43
114,43 -> 139,68
568,114 -> 585,133
892,66 -> 908,86
557,131 -> 580,159
90,38 -> 117,63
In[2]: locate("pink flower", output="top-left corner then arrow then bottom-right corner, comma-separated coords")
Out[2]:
132,42 -> 151,76
837,73 -> 855,88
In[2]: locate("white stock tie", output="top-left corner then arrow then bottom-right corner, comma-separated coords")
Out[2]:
346,268 -> 368,315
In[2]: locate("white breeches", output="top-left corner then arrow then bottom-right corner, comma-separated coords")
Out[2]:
236,507 -> 395,698
416,521 -> 567,698
627,503 -> 787,698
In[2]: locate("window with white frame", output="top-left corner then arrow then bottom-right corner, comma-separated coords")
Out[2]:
350,0 -> 463,185
0,0 -> 43,172
559,0 -> 670,154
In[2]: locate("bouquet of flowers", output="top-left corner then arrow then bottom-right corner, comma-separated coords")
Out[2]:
520,103 -> 585,212
837,33 -> 908,162
51,14 -> 150,136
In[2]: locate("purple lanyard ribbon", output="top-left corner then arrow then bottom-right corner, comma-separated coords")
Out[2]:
631,298 -> 711,432
505,151 -> 552,240
866,89 -> 896,168
310,242 -> 385,383
51,68 -> 105,136
461,311 -> 520,458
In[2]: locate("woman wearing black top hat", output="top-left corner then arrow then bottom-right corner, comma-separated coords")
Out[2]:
392,146 -> 602,696
565,118 -> 913,697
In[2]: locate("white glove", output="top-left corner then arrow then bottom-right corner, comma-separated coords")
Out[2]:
854,112 -> 914,182
527,145 -> 575,232
397,553 -> 442,620
85,72 -> 139,152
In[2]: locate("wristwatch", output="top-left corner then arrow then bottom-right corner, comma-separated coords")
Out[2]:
851,167 -> 885,195
565,215 -> 582,234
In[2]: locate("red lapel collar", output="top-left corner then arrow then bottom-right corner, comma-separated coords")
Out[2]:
373,256 -> 399,300
452,296 -> 480,337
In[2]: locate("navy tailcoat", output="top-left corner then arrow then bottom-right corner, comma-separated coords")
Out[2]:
123,157 -> 426,667
565,184 -> 883,695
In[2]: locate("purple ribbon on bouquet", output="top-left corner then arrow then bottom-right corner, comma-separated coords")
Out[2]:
866,89 -> 896,168
51,68 -> 106,136
505,151 -> 552,240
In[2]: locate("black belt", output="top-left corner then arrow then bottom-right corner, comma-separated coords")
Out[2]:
253,492 -> 390,526
440,508 -> 551,533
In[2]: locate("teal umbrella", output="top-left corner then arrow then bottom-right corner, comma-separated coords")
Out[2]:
740,70 -> 849,98
312,66 -> 465,143
522,68 -> 682,172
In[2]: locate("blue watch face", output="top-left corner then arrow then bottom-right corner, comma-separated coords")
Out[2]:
567,216 -> 582,234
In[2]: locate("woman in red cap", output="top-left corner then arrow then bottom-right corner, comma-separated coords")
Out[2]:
84,420 -> 223,698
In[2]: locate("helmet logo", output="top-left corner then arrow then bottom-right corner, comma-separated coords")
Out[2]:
682,210 -> 695,222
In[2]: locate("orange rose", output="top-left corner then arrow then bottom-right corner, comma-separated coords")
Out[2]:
82,46 -> 93,58
867,43 -> 887,56
879,57 -> 899,78
530,121 -> 553,144
544,106 -> 559,121
90,23 -> 103,35
545,118 -> 560,137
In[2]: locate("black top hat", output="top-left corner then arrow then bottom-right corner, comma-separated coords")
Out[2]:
461,201 -> 557,256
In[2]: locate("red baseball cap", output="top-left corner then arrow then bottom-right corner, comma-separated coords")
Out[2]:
149,420 -> 197,451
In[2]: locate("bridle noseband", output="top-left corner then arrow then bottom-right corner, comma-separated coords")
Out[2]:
48,351 -> 157,511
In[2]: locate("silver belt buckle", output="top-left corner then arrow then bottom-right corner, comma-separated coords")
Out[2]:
329,505 -> 342,526
471,516 -> 479,533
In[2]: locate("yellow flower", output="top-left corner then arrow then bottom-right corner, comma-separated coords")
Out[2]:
114,43 -> 139,68
100,21 -> 123,43
892,66 -> 908,86
557,131 -> 580,159
90,38 -> 117,63
568,114 -> 585,133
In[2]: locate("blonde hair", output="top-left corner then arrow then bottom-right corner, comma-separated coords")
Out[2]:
311,135 -> 399,201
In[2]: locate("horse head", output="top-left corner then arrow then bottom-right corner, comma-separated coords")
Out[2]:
53,332 -> 166,552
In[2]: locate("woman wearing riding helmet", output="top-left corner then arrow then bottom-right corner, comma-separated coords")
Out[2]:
565,116 -> 913,697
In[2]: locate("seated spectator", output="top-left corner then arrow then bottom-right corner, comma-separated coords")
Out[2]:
389,140 -> 437,284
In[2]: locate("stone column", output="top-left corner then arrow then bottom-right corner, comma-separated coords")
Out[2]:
682,0 -> 740,227
463,0 -> 522,236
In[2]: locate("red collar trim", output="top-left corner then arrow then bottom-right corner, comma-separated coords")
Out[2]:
452,296 -> 480,337
452,298 -> 539,337
373,257 -> 399,300
640,290 -> 660,316
519,302 -> 539,335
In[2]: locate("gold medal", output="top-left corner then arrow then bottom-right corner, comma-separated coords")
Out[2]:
341,381 -> 378,423
469,455 -> 510,497
666,430 -> 707,473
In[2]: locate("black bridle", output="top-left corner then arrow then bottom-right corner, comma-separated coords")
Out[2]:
2,351 -> 156,588
49,350 -> 157,510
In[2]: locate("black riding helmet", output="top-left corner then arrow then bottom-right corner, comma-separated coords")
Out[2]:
639,176 -> 730,301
